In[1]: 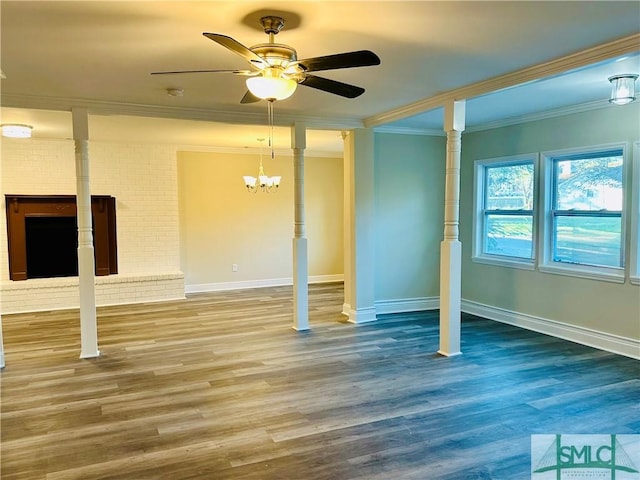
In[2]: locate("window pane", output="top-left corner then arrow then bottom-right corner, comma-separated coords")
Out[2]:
554,216 -> 622,267
485,214 -> 533,258
486,163 -> 534,210
555,156 -> 623,211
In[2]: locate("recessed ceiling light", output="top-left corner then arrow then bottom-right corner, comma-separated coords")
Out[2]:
1,124 -> 33,138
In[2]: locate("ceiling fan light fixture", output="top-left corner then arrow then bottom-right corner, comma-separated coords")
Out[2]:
246,76 -> 297,101
1,124 -> 33,138
608,74 -> 638,105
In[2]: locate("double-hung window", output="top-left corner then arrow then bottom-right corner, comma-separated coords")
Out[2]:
473,154 -> 537,269
631,141 -> 640,285
540,144 -> 626,282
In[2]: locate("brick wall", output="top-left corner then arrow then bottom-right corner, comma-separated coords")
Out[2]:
0,138 -> 184,313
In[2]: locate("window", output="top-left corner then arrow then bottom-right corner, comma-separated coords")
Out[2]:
473,154 -> 537,269
540,145 -> 626,282
631,141 -> 640,285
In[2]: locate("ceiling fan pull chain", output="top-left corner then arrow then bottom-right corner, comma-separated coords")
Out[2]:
268,100 -> 275,160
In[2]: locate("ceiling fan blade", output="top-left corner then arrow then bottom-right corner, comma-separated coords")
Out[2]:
151,69 -> 254,76
296,50 -> 380,73
203,33 -> 266,68
240,91 -> 261,104
300,75 -> 365,98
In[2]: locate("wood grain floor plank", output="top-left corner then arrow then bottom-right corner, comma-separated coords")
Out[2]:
1,283 -> 638,479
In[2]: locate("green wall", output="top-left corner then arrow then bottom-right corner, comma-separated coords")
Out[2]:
460,104 -> 640,339
374,132 -> 446,302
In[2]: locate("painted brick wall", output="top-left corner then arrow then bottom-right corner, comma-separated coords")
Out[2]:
0,138 -> 184,313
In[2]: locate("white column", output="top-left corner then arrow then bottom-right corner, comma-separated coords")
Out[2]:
439,100 -> 465,357
342,129 -> 376,324
73,108 -> 99,358
341,131 -> 352,317
0,146 -> 4,368
0,316 -> 5,368
291,122 -> 309,331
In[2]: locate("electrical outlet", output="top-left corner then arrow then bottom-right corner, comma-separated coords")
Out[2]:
232,264 -> 238,272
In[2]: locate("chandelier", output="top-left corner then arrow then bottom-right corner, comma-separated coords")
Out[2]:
243,136 -> 281,193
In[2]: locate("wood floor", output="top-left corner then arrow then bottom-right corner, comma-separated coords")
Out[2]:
1,283 -> 638,479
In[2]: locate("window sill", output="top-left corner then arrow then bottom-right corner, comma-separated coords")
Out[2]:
472,255 -> 535,271
630,275 -> 640,286
539,263 -> 625,284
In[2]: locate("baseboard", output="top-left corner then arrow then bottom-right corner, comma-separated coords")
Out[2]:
345,306 -> 377,324
185,274 -> 344,294
461,299 -> 640,360
375,297 -> 439,315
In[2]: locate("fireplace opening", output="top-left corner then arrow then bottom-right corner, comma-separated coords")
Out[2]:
25,216 -> 80,279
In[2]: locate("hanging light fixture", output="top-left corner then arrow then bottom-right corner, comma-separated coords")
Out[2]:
608,74 -> 638,105
1,124 -> 33,138
243,137 -> 281,193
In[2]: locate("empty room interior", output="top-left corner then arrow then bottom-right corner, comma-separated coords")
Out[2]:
0,1 -> 639,479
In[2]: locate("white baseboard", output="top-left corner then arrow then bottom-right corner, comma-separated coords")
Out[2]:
345,306 -> 377,324
185,274 -> 344,294
375,297 -> 439,315
462,299 -> 640,360
341,297 -> 439,324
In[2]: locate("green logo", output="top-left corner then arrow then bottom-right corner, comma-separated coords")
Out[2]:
532,434 -> 639,479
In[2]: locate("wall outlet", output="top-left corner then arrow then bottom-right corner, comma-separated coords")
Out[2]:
232,263 -> 238,272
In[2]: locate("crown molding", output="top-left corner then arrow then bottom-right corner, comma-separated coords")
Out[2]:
370,98 -> 625,137
373,125 -> 445,137
465,99 -> 613,133
0,93 -> 364,131
175,144 -> 342,158
365,33 -> 640,127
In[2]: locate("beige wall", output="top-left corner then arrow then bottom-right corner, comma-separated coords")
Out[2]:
178,150 -> 343,291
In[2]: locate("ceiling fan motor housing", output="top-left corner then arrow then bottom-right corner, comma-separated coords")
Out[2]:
250,44 -> 298,68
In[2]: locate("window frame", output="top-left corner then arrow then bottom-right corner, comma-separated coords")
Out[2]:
630,141 -> 640,286
539,143 -> 627,283
472,153 -> 538,270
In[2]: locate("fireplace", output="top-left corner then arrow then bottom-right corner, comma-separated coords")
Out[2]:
5,195 -> 118,281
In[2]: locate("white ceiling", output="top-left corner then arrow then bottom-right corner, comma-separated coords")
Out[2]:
1,1 -> 639,152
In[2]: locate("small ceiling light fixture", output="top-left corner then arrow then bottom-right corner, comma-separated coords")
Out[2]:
243,138 -> 281,193
246,68 -> 297,101
608,74 -> 638,105
1,124 -> 33,138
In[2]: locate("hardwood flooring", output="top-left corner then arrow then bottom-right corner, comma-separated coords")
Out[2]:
1,283 -> 638,479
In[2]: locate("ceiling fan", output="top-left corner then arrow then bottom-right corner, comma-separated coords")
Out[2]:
151,15 -> 381,103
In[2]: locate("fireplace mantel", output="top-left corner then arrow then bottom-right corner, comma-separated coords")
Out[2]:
5,195 -> 118,281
